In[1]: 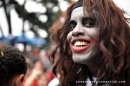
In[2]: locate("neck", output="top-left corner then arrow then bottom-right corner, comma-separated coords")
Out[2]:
85,55 -> 100,77
87,65 -> 98,77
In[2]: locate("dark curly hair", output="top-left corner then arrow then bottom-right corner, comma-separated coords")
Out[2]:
0,45 -> 27,86
49,0 -> 130,86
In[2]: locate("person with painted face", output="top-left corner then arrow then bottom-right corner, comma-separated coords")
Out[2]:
49,0 -> 130,86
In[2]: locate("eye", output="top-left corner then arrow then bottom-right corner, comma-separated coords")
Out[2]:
85,22 -> 94,27
69,21 -> 77,31
82,18 -> 95,27
70,24 -> 76,30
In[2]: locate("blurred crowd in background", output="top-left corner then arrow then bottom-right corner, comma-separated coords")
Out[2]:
0,41 -> 59,86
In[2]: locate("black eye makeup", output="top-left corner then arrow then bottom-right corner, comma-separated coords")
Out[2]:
69,20 -> 77,31
82,17 -> 96,28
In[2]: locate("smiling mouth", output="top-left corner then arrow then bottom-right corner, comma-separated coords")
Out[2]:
73,41 -> 90,47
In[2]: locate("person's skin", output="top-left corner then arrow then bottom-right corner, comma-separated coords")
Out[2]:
67,7 -> 100,76
34,61 -> 44,71
12,74 -> 24,86
38,75 -> 48,86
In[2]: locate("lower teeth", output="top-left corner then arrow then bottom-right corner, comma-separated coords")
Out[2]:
76,45 -> 86,47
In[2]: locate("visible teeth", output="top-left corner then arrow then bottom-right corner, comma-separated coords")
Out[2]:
74,41 -> 89,47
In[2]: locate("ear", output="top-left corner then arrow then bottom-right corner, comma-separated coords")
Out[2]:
14,74 -> 24,86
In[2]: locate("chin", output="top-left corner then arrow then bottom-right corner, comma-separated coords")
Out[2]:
72,53 -> 98,65
72,57 -> 87,64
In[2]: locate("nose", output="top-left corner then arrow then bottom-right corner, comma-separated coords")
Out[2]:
72,24 -> 85,36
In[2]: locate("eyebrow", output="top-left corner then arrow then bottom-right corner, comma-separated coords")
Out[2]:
69,17 -> 96,24
69,20 -> 76,24
82,17 -> 96,21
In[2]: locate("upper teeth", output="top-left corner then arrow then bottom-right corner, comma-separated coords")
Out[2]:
74,41 -> 89,47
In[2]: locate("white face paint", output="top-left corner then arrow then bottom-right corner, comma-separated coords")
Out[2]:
67,7 -> 100,66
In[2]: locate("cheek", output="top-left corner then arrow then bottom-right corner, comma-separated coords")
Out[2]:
86,28 -> 99,40
94,28 -> 99,39
67,32 -> 72,42
93,32 -> 99,40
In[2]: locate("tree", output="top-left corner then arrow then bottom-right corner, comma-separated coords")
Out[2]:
0,0 -> 73,47
0,0 -> 14,34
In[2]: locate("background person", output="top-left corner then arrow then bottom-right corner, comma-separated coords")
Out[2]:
0,45 -> 27,86
23,59 -> 44,86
